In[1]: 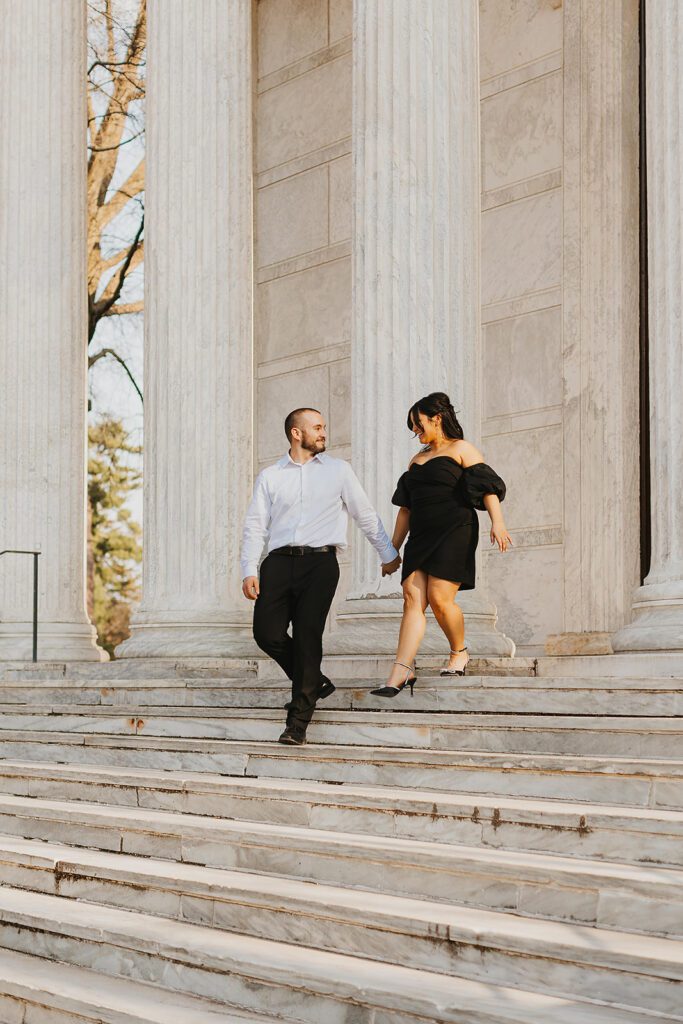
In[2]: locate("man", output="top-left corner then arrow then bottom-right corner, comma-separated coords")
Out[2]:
241,408 -> 401,745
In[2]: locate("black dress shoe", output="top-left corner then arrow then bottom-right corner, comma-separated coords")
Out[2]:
278,726 -> 307,745
283,676 -> 335,711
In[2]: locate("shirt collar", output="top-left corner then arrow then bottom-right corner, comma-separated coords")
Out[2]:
278,451 -> 326,468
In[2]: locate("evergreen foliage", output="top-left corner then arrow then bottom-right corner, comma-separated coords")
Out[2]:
88,418 -> 142,656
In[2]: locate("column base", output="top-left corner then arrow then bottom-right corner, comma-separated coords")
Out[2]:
544,632 -> 614,656
326,593 -> 515,657
612,579 -> 683,651
0,620 -> 107,662
117,608 -> 258,659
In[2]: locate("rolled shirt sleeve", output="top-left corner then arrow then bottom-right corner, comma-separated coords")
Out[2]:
240,471 -> 272,579
341,464 -> 398,564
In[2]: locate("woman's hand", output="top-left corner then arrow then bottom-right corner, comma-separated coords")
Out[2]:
490,522 -> 513,552
382,555 -> 402,576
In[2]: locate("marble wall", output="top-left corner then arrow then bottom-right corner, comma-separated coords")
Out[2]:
478,0 -> 639,654
254,0 -> 354,613
252,0 -> 639,656
478,0 -> 565,651
254,0 -> 353,471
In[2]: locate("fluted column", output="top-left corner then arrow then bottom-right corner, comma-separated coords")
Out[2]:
119,0 -> 254,658
545,0 -> 640,656
614,1 -> 683,651
331,0 -> 513,655
0,0 -> 103,661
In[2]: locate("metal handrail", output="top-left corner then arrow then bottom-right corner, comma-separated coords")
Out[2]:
0,549 -> 40,662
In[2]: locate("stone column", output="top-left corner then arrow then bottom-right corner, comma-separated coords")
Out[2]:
331,0 -> 513,655
0,0 -> 103,661
119,0 -> 254,659
614,1 -> 683,652
546,0 -> 640,656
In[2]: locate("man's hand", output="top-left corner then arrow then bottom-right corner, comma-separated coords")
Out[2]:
381,555 -> 402,577
242,576 -> 260,600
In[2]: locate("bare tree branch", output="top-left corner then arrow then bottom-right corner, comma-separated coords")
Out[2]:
103,301 -> 143,317
87,0 -> 146,373
90,213 -> 144,334
88,347 -> 143,404
95,239 -> 144,275
89,127 -> 144,153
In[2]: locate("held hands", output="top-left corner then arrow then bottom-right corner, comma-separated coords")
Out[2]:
490,522 -> 513,552
242,576 -> 260,600
381,554 -> 402,577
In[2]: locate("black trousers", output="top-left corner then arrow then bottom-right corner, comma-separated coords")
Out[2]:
253,550 -> 340,730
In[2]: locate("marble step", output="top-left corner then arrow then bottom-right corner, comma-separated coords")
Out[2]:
1,676 -> 682,715
0,750 -> 681,817
2,652 -> 683,684
0,746 -> 681,827
3,824 -> 683,943
0,654 -> 538,682
5,673 -> 683,688
0,947 -> 265,1023
1,782 -> 682,871
1,735 -> 682,809
0,708 -> 682,757
3,849 -> 683,1019
536,653 -> 683,679
5,652 -> 683,682
0,887 -> 680,1022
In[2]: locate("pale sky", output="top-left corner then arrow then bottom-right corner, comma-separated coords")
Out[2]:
88,0 -> 145,526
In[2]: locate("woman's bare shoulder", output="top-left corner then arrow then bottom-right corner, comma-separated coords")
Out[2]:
450,439 -> 484,467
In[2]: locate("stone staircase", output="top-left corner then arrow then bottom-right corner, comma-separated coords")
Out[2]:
0,658 -> 681,1022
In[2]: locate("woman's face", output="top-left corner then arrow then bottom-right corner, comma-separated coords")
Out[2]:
411,412 -> 440,445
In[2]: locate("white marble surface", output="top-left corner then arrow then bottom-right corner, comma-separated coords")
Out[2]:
479,0 -> 563,81
482,190 -> 562,307
481,70 -> 562,192
2,884 -> 674,1024
3,840 -> 682,1000
0,0 -> 102,662
119,1 -> 254,659
330,0 -> 513,657
614,0 -> 683,652
256,52 -> 351,170
257,0 -> 328,79
0,946 -> 251,1024
256,165 -> 328,267
561,0 -> 640,647
1,741 -> 678,807
0,827 -> 682,1015
483,307 -> 562,419
256,257 -> 351,363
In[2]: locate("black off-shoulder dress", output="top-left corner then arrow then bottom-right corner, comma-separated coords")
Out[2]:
391,457 -> 506,589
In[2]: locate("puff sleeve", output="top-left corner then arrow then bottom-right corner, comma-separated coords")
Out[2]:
391,472 -> 412,509
461,463 -> 506,511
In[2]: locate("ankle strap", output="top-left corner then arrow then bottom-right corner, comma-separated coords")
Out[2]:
395,661 -> 414,671
449,647 -> 468,654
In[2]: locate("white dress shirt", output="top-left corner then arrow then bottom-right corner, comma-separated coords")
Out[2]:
240,452 -> 398,579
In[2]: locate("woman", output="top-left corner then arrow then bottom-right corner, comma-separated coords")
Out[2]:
371,392 -> 511,697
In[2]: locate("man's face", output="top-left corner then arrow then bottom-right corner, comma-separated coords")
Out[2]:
297,411 -> 327,453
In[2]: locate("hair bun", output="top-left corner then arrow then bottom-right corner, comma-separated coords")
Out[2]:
408,392 -> 464,442
432,391 -> 454,411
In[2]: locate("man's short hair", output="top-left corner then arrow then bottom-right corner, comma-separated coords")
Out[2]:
284,407 -> 321,442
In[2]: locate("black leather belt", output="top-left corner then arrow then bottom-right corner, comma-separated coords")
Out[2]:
271,545 -> 336,556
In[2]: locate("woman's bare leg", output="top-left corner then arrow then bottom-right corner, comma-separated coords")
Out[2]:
426,577 -> 468,670
383,571 -> 429,687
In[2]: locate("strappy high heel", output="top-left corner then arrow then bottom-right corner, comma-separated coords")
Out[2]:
371,661 -> 417,698
440,646 -> 469,677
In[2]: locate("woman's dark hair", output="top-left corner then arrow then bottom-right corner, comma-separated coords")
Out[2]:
407,392 -> 464,441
